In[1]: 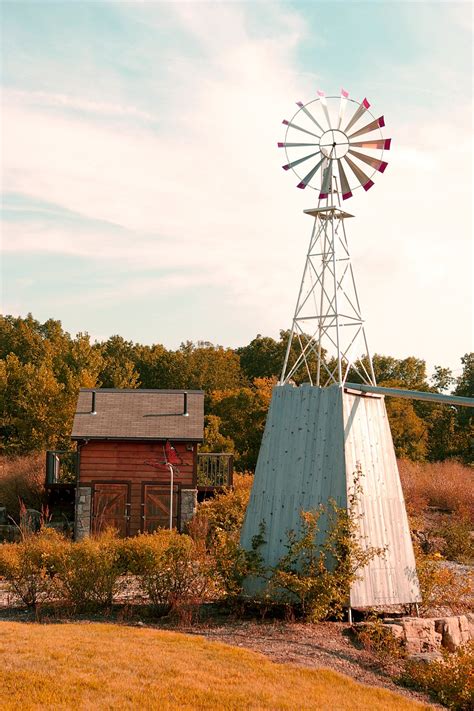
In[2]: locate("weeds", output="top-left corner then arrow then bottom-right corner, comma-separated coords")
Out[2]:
399,459 -> 474,523
354,616 -> 406,667
414,545 -> 473,616
399,641 -> 474,710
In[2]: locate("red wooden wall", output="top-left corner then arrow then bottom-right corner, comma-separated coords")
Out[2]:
78,440 -> 196,536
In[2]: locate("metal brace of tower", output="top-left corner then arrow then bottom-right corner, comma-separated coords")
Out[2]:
241,89 -> 473,611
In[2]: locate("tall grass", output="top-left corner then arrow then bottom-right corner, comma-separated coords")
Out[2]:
0,453 -> 45,520
398,460 -> 473,523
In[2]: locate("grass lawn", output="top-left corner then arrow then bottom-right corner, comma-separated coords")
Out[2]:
0,622 -> 429,710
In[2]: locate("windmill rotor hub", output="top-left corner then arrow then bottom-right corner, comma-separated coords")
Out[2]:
320,129 -> 349,159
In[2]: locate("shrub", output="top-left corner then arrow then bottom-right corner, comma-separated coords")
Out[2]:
118,530 -> 215,621
415,545 -> 473,615
268,496 -> 385,622
53,531 -> 123,611
212,524 -> 266,603
439,518 -> 474,564
0,528 -> 65,608
195,473 -> 253,542
354,616 -> 405,667
399,641 -> 474,710
0,453 -> 45,520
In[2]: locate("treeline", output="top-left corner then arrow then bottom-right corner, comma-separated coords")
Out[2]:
0,314 -> 472,468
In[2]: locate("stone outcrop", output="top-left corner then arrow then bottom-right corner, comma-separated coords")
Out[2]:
402,618 -> 442,654
367,614 -> 474,656
435,615 -> 471,652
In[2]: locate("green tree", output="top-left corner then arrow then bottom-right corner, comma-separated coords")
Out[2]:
0,354 -> 72,453
99,335 -> 140,388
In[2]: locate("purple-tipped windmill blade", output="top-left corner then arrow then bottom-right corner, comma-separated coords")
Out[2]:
297,156 -> 326,189
296,102 -> 325,133
319,161 -> 333,200
337,88 -> 349,129
344,98 -> 370,134
337,159 -> 352,200
278,142 -> 320,148
344,155 -> 375,191
279,91 -> 389,198
350,138 -> 391,150
282,119 -> 320,139
283,150 -> 321,171
317,90 -> 332,129
349,116 -> 385,140
348,148 -> 388,173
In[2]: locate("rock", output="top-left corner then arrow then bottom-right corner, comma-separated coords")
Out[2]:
384,624 -> 404,640
466,613 -> 474,638
435,615 -> 471,652
408,652 -> 443,664
402,618 -> 442,654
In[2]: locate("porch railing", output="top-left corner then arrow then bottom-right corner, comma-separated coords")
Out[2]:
45,451 -> 78,486
197,453 -> 233,488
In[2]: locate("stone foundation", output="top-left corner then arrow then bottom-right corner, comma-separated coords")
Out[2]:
75,486 -> 92,540
180,489 -> 197,531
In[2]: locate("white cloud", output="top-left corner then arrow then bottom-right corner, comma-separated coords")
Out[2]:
1,2 -> 472,371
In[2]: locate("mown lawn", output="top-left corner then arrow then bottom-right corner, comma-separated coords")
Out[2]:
0,622 -> 429,710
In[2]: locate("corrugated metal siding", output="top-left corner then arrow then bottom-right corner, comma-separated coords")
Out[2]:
343,391 -> 421,606
241,385 -> 346,579
240,384 -> 421,606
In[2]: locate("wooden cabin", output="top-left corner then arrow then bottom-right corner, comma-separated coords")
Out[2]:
46,388 -> 233,539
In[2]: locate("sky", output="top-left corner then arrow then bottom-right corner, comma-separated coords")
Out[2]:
1,0 -> 472,377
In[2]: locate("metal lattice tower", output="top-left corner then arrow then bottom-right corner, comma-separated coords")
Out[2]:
277,89 -> 390,387
280,187 -> 376,387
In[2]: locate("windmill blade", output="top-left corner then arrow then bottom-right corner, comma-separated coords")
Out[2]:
282,119 -> 320,139
337,88 -> 349,129
319,160 -> 333,199
296,102 -> 325,133
348,148 -> 388,173
277,142 -> 320,148
348,116 -> 385,140
343,97 -> 370,133
317,90 -> 332,129
344,155 -> 374,191
337,159 -> 352,200
350,138 -> 392,150
283,150 -> 321,171
296,156 -> 326,189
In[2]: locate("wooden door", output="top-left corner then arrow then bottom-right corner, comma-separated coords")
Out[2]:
92,483 -> 129,537
142,484 -> 178,532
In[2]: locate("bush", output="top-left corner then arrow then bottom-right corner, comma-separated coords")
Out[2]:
0,454 -> 45,521
268,497 -> 385,622
440,519 -> 474,564
354,616 -> 405,667
53,531 -> 123,611
415,545 -> 473,616
195,473 -> 253,542
0,528 -> 65,607
118,530 -> 215,621
399,641 -> 474,710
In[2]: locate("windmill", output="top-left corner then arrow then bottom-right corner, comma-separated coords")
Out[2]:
240,89 -> 473,615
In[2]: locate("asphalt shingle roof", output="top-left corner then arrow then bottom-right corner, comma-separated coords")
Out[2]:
71,388 -> 204,441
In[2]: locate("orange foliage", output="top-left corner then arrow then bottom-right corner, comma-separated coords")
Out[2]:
398,459 -> 473,523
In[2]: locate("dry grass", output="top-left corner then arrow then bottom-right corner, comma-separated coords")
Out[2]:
0,622 -> 429,710
0,454 -> 45,520
398,459 -> 474,522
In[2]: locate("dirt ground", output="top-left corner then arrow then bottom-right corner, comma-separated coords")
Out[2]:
180,618 -> 438,707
